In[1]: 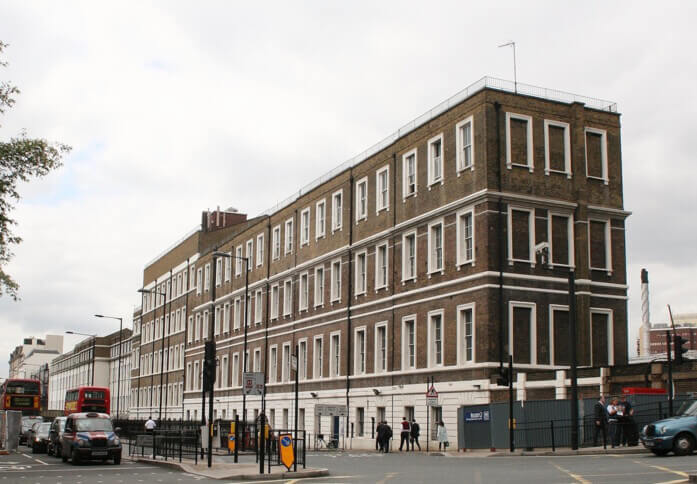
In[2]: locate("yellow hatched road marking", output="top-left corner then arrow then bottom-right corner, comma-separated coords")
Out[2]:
551,463 -> 591,484
632,459 -> 689,478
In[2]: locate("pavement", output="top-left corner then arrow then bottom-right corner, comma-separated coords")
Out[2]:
135,457 -> 329,480
450,444 -> 651,457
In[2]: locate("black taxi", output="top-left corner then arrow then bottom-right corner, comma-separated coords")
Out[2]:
61,412 -> 121,465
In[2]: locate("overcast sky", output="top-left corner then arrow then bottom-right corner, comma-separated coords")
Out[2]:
1,1 -> 695,377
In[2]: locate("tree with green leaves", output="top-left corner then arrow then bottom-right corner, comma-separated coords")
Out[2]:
1,41 -> 70,300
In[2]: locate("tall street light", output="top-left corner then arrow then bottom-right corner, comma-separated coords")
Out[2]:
95,314 -> 123,419
138,286 -> 168,422
66,331 -> 97,386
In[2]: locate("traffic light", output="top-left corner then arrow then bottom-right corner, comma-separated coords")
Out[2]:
203,341 -> 217,391
496,367 -> 509,387
674,334 -> 688,365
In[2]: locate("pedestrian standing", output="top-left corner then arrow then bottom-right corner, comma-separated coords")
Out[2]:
619,394 -> 637,446
410,419 -> 421,451
376,421 -> 385,452
592,395 -> 607,447
384,422 -> 392,453
399,417 -> 411,451
607,397 -> 619,448
145,416 -> 156,433
436,420 -> 448,451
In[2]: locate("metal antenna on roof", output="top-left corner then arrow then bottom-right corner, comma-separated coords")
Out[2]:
498,41 -> 517,94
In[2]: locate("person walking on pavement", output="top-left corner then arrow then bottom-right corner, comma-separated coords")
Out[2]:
593,395 -> 607,447
145,416 -> 156,433
383,422 -> 393,453
437,420 -> 448,451
607,397 -> 620,448
376,420 -> 383,451
399,417 -> 411,451
410,419 -> 421,451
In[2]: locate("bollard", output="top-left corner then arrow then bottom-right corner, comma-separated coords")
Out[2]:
551,420 -> 555,452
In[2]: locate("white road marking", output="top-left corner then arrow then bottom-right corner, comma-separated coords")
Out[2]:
34,459 -> 48,465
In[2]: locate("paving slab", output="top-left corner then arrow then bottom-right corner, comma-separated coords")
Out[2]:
136,457 -> 329,480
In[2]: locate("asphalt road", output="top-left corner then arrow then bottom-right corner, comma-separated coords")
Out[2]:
3,447 -> 697,483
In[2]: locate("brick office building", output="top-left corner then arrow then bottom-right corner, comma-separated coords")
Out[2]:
130,77 -> 629,447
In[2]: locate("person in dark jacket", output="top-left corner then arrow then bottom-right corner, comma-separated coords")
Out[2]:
376,421 -> 384,452
592,395 -> 607,446
410,419 -> 421,451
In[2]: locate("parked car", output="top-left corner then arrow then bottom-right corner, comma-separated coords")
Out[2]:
20,416 -> 43,445
61,412 -> 122,465
31,422 -> 52,454
47,417 -> 67,457
641,400 -> 697,456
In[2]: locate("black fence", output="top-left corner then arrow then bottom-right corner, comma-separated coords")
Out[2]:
128,429 -> 201,463
113,418 -> 203,442
216,419 -> 258,452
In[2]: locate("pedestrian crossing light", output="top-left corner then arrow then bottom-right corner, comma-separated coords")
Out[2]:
674,334 -> 688,365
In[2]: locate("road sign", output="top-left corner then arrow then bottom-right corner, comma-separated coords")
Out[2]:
314,404 -> 348,417
243,372 -> 265,396
291,354 -> 298,371
279,433 -> 295,470
426,385 -> 439,406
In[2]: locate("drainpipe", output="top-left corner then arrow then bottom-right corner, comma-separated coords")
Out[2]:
345,171 -> 355,438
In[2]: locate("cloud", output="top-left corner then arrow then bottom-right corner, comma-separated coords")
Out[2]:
1,1 -> 696,375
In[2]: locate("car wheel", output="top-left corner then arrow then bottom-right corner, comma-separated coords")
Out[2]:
113,454 -> 121,465
673,433 -> 695,456
651,449 -> 669,456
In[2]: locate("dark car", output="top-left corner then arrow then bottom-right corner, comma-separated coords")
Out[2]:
61,412 -> 121,465
47,417 -> 67,457
20,416 -> 43,445
25,421 -> 42,447
641,400 -> 697,456
31,422 -> 52,454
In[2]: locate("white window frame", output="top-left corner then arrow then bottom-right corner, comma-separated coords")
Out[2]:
283,278 -> 293,316
548,304 -> 569,366
508,301 -> 537,365
590,308 -> 614,366
375,241 -> 389,291
232,352 -> 240,387
316,199 -> 326,239
355,176 -> 368,222
314,265 -> 324,307
374,322 -> 388,373
246,239 -> 254,269
254,289 -> 262,324
272,225 -> 281,260
330,258 -> 342,303
196,268 -> 202,295
224,253 -> 232,282
505,112 -> 534,172
253,348 -> 261,372
204,263 -> 211,291
221,355 -> 229,388
456,115 -> 474,173
402,315 -> 417,370
507,206 -> 535,266
427,133 -> 444,187
235,246 -> 243,276
402,149 -> 418,199
313,335 -> 323,379
544,119 -> 571,177
547,211 -> 575,268
300,208 -> 310,246
284,218 -> 294,254
299,272 -> 309,311
332,189 -> 343,232
457,303 -> 475,365
282,343 -> 291,382
427,219 -> 445,275
270,284 -> 279,320
298,338 -> 308,380
354,326 -> 367,375
354,250 -> 367,296
233,297 -> 241,330
584,127 -> 609,184
256,233 -> 264,267
330,331 -> 341,377
376,165 -> 390,213
427,309 -> 445,368
456,207 -> 475,267
215,258 -> 222,286
588,218 -> 612,275
269,345 -> 278,382
402,230 -> 417,283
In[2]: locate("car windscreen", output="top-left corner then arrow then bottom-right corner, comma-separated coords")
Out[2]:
22,418 -> 42,430
37,423 -> 51,437
75,418 -> 113,432
678,400 -> 697,417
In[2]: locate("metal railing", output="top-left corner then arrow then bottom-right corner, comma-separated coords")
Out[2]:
128,428 -> 200,463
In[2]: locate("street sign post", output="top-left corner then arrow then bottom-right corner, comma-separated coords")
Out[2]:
426,385 -> 439,406
243,372 -> 265,396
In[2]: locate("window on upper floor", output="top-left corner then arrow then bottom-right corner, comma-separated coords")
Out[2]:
585,127 -> 608,184
316,200 -> 326,239
298,340 -> 307,380
256,233 -> 264,267
271,285 -> 279,319
283,279 -> 293,316
300,208 -> 310,246
224,253 -> 232,282
299,272 -> 309,311
506,112 -> 534,171
246,239 -> 254,269
331,259 -> 341,302
375,324 -> 387,373
376,165 -> 389,213
375,242 -> 388,290
204,264 -> 211,291
457,208 -> 475,266
215,259 -> 222,286
589,219 -> 612,274
402,316 -> 416,370
428,311 -> 444,367
255,290 -> 262,324
233,298 -> 241,330
428,221 -> 444,274
356,177 -> 368,221
330,332 -> 341,377
196,268 -> 202,295
314,266 -> 324,307
508,207 -> 534,265
332,190 -> 343,232
269,346 -> 277,382
402,232 -> 417,281
458,304 -> 474,365
313,336 -> 323,379
355,251 -> 367,295
402,149 -> 417,198
509,302 -> 536,365
427,134 -> 444,186
456,116 -> 474,172
549,213 -> 574,267
544,119 -> 571,177
282,344 -> 291,382
235,246 -> 243,275
285,219 -> 294,254
354,328 -> 366,375
272,226 -> 281,260
223,303 -> 230,333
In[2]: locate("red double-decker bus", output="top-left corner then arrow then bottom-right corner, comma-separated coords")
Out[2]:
0,378 -> 41,415
64,386 -> 110,415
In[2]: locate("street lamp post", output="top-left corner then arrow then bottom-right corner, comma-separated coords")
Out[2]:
138,287 -> 167,422
95,314 -> 123,419
66,331 -> 98,386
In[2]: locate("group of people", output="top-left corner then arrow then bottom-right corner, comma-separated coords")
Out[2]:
375,418 -> 449,452
593,395 -> 639,447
